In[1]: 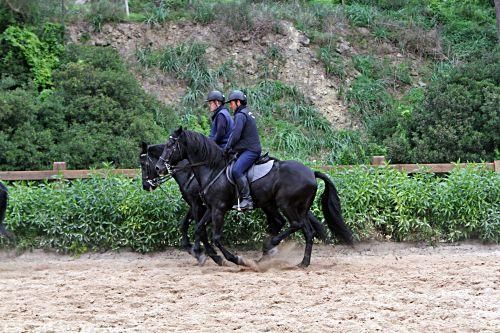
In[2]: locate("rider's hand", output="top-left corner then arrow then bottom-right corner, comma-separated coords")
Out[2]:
223,148 -> 233,160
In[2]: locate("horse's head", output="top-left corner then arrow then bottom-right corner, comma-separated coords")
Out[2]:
139,142 -> 165,191
156,127 -> 186,175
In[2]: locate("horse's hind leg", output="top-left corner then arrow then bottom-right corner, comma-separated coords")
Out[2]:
299,217 -> 315,267
262,221 -> 302,256
308,211 -> 328,243
261,207 -> 286,257
263,206 -> 314,267
182,208 -> 223,265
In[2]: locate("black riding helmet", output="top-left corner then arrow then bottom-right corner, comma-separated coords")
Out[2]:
205,90 -> 225,103
226,90 -> 247,103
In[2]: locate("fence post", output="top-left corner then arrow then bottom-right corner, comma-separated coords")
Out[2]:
53,162 -> 67,171
495,160 -> 500,173
371,156 -> 386,166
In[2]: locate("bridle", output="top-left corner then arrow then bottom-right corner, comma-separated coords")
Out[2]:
159,135 -> 182,174
141,152 -> 170,188
158,135 -> 208,174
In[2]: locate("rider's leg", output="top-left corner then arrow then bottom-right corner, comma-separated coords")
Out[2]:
231,150 -> 260,210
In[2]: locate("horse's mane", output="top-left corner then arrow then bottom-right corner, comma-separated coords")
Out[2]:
147,144 -> 165,158
183,130 -> 224,169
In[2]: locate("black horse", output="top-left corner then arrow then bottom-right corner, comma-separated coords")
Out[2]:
0,181 -> 14,239
140,142 -> 291,265
140,142 -> 225,265
156,128 -> 354,267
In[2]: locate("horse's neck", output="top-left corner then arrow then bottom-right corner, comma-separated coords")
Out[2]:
185,151 -> 225,189
173,169 -> 193,189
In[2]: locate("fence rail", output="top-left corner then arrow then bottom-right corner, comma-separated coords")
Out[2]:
0,157 -> 498,181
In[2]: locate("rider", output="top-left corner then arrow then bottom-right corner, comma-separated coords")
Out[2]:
206,90 -> 234,149
224,90 -> 261,211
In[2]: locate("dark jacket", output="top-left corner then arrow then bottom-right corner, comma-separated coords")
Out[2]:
209,106 -> 234,148
225,105 -> 261,153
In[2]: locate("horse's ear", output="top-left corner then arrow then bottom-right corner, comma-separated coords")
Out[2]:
174,126 -> 184,137
140,141 -> 148,153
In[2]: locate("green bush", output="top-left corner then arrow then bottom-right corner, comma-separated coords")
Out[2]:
409,52 -> 499,163
1,23 -> 64,89
0,45 -> 175,170
2,165 -> 498,252
332,165 -> 499,243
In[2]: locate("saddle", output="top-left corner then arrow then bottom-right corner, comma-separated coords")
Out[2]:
226,152 -> 275,185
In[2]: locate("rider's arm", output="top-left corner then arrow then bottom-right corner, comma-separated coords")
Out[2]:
213,114 -> 227,144
225,112 -> 246,150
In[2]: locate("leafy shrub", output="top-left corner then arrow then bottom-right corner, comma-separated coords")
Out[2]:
345,3 -> 378,27
409,52 -> 499,163
2,165 -> 498,252
0,89 -> 54,169
0,45 -> 174,170
1,23 -> 64,89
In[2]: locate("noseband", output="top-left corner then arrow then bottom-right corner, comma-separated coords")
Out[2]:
160,135 -> 181,173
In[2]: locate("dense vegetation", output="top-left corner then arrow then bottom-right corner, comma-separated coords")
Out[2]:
1,165 -> 498,253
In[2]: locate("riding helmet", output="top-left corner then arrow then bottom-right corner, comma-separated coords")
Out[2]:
226,90 -> 247,103
205,90 -> 225,103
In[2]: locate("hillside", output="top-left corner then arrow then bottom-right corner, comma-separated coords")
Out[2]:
67,18 -> 431,130
0,0 -> 498,170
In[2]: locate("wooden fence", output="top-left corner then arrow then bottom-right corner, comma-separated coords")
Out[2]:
0,157 -> 498,181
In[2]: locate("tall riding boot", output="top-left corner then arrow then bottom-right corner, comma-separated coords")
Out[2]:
233,176 -> 254,211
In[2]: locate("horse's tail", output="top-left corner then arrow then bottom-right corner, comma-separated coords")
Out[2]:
0,182 -> 13,239
314,171 -> 354,245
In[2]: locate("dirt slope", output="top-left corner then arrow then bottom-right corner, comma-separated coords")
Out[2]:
67,21 -> 359,128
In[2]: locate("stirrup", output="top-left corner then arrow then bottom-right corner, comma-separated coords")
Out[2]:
233,198 -> 254,211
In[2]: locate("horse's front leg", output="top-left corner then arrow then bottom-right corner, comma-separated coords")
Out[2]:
179,207 -> 193,252
211,208 -> 255,268
192,209 -> 211,265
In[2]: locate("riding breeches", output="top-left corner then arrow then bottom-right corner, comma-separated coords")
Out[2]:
231,150 -> 261,179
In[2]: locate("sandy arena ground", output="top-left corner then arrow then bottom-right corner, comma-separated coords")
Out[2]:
0,241 -> 498,333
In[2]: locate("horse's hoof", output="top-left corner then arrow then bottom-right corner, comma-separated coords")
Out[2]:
267,246 -> 278,256
213,256 -> 225,266
197,253 -> 207,266
297,261 -> 309,269
238,256 -> 260,272
188,247 -> 197,258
